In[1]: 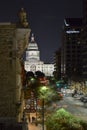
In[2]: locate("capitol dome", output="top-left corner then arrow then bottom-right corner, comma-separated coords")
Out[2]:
27,34 -> 38,50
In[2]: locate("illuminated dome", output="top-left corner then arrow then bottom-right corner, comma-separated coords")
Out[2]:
26,34 -> 40,62
24,33 -> 54,76
27,34 -> 38,50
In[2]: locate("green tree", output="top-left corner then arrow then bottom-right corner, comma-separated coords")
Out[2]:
35,71 -> 45,78
46,108 -> 87,130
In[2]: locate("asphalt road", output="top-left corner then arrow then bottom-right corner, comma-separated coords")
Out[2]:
53,95 -> 87,121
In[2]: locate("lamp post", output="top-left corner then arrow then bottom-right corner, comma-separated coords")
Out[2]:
42,98 -> 45,130
39,86 -> 48,130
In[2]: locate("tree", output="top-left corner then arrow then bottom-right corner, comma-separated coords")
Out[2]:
35,71 -> 45,78
26,71 -> 35,79
46,108 -> 87,130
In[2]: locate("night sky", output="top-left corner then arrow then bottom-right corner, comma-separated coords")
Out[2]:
0,0 -> 83,63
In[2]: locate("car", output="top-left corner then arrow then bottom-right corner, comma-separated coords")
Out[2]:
82,97 -> 87,103
61,89 -> 67,96
83,99 -> 87,103
57,92 -> 63,100
73,93 -> 84,100
72,89 -> 78,97
84,102 -> 87,108
51,92 -> 63,101
80,95 -> 87,102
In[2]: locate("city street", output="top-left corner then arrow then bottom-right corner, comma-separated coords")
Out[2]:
54,95 -> 87,121
27,95 -> 87,130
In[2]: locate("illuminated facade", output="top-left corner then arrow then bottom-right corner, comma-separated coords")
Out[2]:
24,34 -> 54,76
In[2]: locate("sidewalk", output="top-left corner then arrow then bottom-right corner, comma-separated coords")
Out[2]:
28,123 -> 46,130
28,123 -> 42,130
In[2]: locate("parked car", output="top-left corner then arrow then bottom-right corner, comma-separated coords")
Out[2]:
73,93 -> 84,99
61,88 -> 73,96
84,102 -> 87,108
72,89 -> 78,97
57,92 -> 63,100
80,94 -> 87,102
51,92 -> 63,101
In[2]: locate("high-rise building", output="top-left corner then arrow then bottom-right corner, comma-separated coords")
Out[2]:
0,8 -> 31,126
24,34 -> 54,76
61,18 -> 83,81
54,48 -> 61,80
82,0 -> 87,83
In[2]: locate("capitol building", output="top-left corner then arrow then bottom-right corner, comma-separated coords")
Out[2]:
24,34 -> 54,76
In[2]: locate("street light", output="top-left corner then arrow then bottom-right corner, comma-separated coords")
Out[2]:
42,98 -> 45,130
39,86 -> 48,130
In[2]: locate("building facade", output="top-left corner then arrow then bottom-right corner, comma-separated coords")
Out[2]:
24,34 -> 54,76
0,8 -> 31,125
61,18 -> 83,81
54,48 -> 61,80
82,0 -> 87,82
